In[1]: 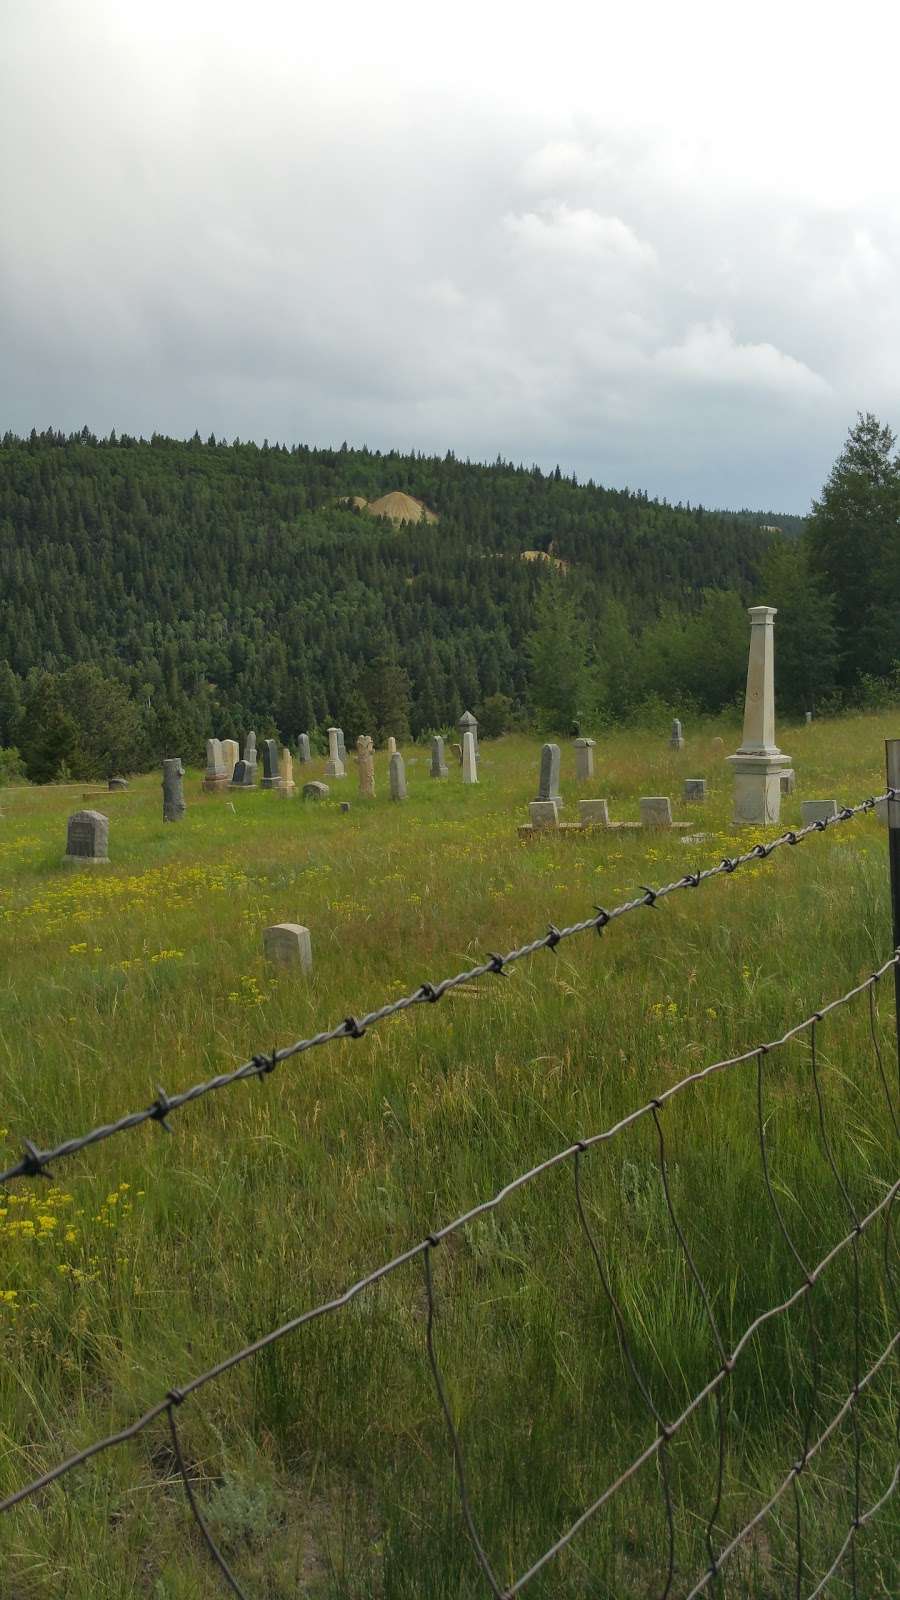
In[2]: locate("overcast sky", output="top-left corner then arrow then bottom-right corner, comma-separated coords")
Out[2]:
3,1 -> 900,511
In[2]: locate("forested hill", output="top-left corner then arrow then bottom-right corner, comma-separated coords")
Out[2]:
0,430 -> 778,756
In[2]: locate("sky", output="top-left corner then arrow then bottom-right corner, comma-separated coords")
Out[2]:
3,1 -> 900,512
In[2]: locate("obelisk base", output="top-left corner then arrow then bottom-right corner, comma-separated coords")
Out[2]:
727,752 -> 792,827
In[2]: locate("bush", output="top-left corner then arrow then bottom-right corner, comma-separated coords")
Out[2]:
477,693 -> 513,739
0,746 -> 26,786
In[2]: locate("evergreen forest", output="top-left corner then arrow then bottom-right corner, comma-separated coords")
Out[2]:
0,420 -> 896,779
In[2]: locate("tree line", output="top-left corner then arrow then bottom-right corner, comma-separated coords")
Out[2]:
0,417 -> 896,781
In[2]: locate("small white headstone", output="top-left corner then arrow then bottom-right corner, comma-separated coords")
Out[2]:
529,800 -> 559,829
801,800 -> 838,826
462,730 -> 478,784
640,797 -> 673,828
579,799 -> 609,827
263,923 -> 312,971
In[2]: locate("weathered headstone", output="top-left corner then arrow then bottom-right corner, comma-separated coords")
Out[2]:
244,731 -> 257,782
229,759 -> 253,789
459,709 -> 479,757
727,607 -> 790,826
263,923 -> 312,972
579,799 -> 609,827
389,752 -> 407,801
357,735 -> 375,798
640,796 -> 673,828
204,738 -> 228,791
340,801 -> 351,814
670,719 -> 685,751
453,742 -> 463,766
261,739 -> 281,789
162,758 -> 186,821
325,727 -> 346,779
529,800 -> 559,829
683,779 -> 707,803
297,733 -> 311,763
303,781 -> 329,800
574,737 -> 596,781
221,739 -> 240,779
536,743 -> 562,804
279,747 -> 295,797
108,776 -> 128,791
462,730 -> 478,784
64,809 -> 109,865
801,800 -> 838,826
387,735 -> 397,757
337,728 -> 346,765
430,736 -> 449,779
780,769 -> 796,795
805,711 -> 813,724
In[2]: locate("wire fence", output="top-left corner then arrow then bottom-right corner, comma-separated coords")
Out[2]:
1,786 -> 894,1188
2,950 -> 898,1597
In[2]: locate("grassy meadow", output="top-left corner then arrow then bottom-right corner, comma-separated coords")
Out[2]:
0,713 -> 898,1598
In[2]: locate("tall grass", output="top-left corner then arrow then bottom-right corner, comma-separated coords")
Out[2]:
0,713 -> 897,1596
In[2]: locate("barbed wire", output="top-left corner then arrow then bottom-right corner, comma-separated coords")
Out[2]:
1,786 -> 894,1188
2,950 -> 898,1599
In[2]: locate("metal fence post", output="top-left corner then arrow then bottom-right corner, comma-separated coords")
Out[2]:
884,740 -> 900,1065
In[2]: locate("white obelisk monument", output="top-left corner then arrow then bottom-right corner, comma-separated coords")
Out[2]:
728,606 -> 791,825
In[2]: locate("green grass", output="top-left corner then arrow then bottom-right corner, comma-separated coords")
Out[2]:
0,713 -> 898,1597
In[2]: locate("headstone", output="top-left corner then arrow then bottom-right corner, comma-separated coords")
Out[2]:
711,736 -> 725,754
389,752 -> 407,801
430,736 -> 449,779
459,710 -> 479,757
108,776 -> 128,791
297,734 -> 311,763
462,730 -> 478,784
263,923 -> 312,972
325,727 -> 346,779
574,737 -> 596,781
279,747 -> 295,797
204,737 -> 228,791
387,735 -> 397,757
229,759 -> 254,789
780,769 -> 796,795
640,797 -> 673,828
801,800 -> 838,826
683,779 -> 707,803
579,799 -> 609,827
453,742 -> 463,765
64,809 -> 109,865
337,728 -> 347,765
670,719 -> 685,751
221,739 -> 240,779
340,801 -> 351,814
303,781 -> 329,800
244,731 -> 257,782
805,711 -> 813,724
261,738 -> 281,789
357,735 -> 375,798
162,758 -> 186,821
529,800 -> 559,829
536,743 -> 562,804
727,607 -> 790,826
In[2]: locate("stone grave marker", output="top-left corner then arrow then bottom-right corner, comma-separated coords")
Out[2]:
579,799 -> 609,826
462,730 -> 478,784
670,719 -> 685,751
162,758 -> 186,821
297,733 -> 311,763
303,781 -> 329,800
356,735 -> 375,797
801,800 -> 838,825
683,779 -> 707,803
389,752 -> 407,801
325,727 -> 346,778
64,809 -> 109,865
108,776 -> 128,791
728,607 -> 790,826
204,738 -> 228,791
780,769 -> 796,795
261,739 -> 281,789
279,747 -> 295,796
459,710 -> 479,757
640,797 -> 673,828
574,737 -> 596,781
387,735 -> 397,757
263,923 -> 312,972
536,743 -> 562,805
529,800 -> 559,828
430,736 -> 449,778
221,739 -> 239,779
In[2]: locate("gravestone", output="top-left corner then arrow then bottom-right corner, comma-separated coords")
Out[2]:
162,758 -> 186,821
727,607 -> 790,826
64,809 -> 109,865
337,728 -> 347,765
263,923 -> 312,973
230,759 -> 254,789
297,733 -> 311,763
303,781 -> 329,800
389,752 -> 407,801
711,736 -> 725,754
459,709 -> 479,757
529,800 -> 559,829
670,719 -> 685,751
357,735 -> 375,798
579,799 -> 609,827
261,739 -> 281,789
683,779 -> 707,803
221,739 -> 240,779
244,731 -> 257,783
430,736 -> 449,779
453,742 -> 463,766
325,727 -> 346,779
801,800 -> 838,825
462,730 -> 478,784
387,735 -> 397,757
204,738 -> 228,791
536,743 -> 562,805
640,796 -> 673,828
574,737 -> 596,781
780,769 -> 796,795
108,776 -> 128,791
340,801 -> 351,813
805,711 -> 813,724
279,747 -> 295,797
